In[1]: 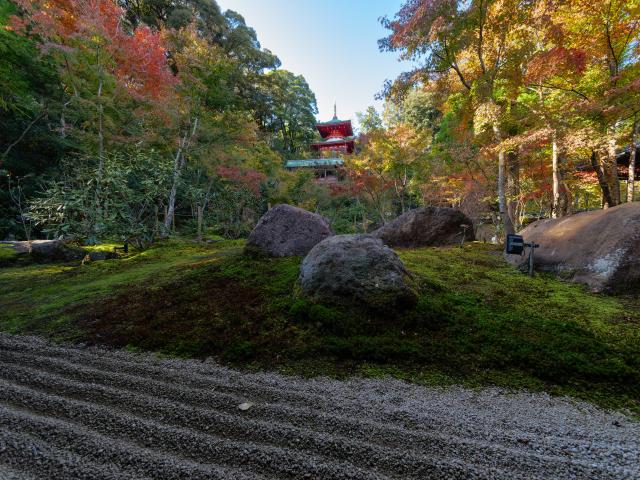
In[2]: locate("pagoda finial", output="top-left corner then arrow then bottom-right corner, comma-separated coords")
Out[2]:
333,102 -> 337,120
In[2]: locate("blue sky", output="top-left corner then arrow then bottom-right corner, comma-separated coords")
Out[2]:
217,0 -> 413,125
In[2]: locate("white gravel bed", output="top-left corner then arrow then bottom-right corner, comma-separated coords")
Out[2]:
0,333 -> 637,479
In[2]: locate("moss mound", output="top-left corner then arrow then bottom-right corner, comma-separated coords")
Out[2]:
0,239 -> 638,414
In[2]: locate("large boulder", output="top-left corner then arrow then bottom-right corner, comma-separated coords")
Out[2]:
299,234 -> 417,310
245,204 -> 333,257
372,207 -> 475,248
0,239 -> 85,262
505,203 -> 640,292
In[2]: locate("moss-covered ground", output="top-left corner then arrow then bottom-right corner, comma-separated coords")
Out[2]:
1,239 -> 638,414
0,243 -> 18,264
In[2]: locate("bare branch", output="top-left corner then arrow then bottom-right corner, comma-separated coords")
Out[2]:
1,110 -> 46,165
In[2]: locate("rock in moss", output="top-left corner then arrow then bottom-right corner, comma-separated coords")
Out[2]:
0,240 -> 85,263
299,234 -> 417,310
505,203 -> 640,292
373,207 -> 475,248
245,204 -> 333,257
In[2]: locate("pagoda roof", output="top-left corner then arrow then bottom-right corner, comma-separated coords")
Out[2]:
311,136 -> 356,146
316,117 -> 352,127
285,158 -> 344,168
316,114 -> 354,138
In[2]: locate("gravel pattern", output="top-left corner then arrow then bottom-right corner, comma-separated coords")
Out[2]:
0,333 -> 637,479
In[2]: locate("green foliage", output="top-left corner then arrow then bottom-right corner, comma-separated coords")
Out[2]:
0,0 -> 318,243
30,150 -> 172,245
0,0 -> 68,239
319,198 -> 371,234
356,106 -> 383,134
205,180 -> 263,239
0,1 -> 59,113
256,69 -> 318,156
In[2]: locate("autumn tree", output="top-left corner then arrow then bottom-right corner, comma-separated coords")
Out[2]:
349,119 -> 431,220
525,0 -> 640,208
381,0 -> 538,235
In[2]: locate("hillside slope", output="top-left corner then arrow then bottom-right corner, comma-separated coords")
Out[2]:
0,240 -> 638,413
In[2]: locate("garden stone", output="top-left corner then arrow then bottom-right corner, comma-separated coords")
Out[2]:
505,202 -> 640,292
245,204 -> 333,257
87,251 -> 120,261
372,207 -> 475,248
0,239 -> 86,262
299,234 -> 417,310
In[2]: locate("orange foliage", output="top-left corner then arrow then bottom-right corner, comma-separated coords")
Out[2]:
11,0 -> 176,100
216,166 -> 267,196
526,47 -> 587,84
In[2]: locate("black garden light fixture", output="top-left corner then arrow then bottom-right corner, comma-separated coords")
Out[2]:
506,234 -> 539,276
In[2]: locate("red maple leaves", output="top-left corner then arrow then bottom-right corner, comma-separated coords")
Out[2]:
216,166 -> 267,195
526,47 -> 587,84
11,0 -> 176,101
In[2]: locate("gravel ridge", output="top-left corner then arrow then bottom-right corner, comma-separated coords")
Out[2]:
0,333 -> 638,479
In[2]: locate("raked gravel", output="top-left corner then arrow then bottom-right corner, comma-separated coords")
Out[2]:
0,333 -> 637,479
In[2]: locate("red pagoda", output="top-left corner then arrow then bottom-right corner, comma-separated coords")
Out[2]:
310,104 -> 356,154
285,104 -> 355,182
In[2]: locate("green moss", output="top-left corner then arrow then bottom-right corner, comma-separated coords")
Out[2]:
0,240 -> 638,414
0,243 -> 18,263
0,244 -> 15,256
81,242 -> 131,254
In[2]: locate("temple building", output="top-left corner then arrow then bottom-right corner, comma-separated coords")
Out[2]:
311,105 -> 356,154
285,105 -> 355,183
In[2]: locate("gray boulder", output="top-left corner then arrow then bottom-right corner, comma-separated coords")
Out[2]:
299,234 -> 417,310
87,250 -> 120,261
0,239 -> 85,262
505,203 -> 640,292
373,207 -> 475,248
245,204 -> 333,257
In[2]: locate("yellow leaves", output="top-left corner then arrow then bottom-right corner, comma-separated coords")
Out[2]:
473,101 -> 501,136
351,123 -> 431,184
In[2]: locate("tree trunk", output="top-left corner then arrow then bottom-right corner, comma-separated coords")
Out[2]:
86,43 -> 107,244
605,126 -> 620,207
164,117 -> 199,232
552,132 -> 561,218
627,115 -> 637,203
493,123 -> 515,236
94,46 -> 104,233
196,204 -> 203,243
506,150 -> 519,229
154,204 -> 159,238
550,134 -> 571,217
590,150 -> 615,208
164,145 -> 183,232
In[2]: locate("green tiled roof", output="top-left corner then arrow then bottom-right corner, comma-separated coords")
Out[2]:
285,158 -> 344,168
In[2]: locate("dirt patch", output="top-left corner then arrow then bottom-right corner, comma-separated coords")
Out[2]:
71,269 -> 267,357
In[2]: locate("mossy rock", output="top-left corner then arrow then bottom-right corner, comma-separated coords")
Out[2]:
299,234 -> 418,311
